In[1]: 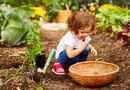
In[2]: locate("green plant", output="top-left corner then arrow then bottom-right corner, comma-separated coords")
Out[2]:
0,67 -> 3,75
19,65 -> 23,70
37,86 -> 43,90
95,7 -> 130,46
93,41 -> 101,48
0,0 -> 40,7
7,50 -> 10,53
0,4 -> 34,47
25,24 -> 44,67
117,20 -> 130,47
5,71 -> 12,80
98,48 -> 109,57
16,68 -> 20,74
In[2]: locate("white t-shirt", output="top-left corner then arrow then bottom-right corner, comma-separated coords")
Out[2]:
55,31 -> 91,59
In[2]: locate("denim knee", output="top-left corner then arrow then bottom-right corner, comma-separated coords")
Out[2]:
79,46 -> 89,62
55,50 -> 69,65
84,46 -> 89,53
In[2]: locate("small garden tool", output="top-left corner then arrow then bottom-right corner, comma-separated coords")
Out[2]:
42,49 -> 56,74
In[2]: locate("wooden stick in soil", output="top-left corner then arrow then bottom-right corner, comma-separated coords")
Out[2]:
43,49 -> 56,74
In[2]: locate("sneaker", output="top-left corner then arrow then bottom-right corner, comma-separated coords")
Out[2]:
52,63 -> 65,75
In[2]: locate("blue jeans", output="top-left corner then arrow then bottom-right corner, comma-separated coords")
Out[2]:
55,47 -> 89,66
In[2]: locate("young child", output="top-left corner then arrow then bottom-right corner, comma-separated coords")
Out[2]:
52,11 -> 98,75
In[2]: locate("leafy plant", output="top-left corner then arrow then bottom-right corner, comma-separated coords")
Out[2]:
117,20 -> 130,46
95,7 -> 130,47
25,25 -> 44,67
0,0 -> 41,7
5,71 -> 12,80
0,4 -> 34,47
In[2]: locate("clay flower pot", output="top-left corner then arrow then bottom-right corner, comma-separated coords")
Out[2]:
36,51 -> 46,68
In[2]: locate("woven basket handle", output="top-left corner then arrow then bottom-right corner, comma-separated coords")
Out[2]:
65,4 -> 69,11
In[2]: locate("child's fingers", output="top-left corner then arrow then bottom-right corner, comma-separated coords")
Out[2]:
91,50 -> 97,56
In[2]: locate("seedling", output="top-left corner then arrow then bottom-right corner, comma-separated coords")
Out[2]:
0,67 -> 3,75
98,48 -> 109,57
16,69 -> 20,74
10,67 -> 16,71
7,50 -> 10,53
37,86 -> 43,90
5,71 -> 12,80
19,65 -> 23,70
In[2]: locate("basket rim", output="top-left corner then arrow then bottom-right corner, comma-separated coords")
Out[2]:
69,61 -> 119,77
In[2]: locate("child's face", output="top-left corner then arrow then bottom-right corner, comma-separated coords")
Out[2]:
76,26 -> 92,40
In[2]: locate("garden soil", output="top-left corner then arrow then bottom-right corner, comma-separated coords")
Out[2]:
0,28 -> 130,90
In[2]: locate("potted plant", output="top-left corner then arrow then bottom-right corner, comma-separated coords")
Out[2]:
25,24 -> 45,67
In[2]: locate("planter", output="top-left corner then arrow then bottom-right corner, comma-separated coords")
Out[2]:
36,51 -> 46,68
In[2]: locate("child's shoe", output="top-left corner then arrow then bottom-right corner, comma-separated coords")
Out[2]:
52,63 -> 65,75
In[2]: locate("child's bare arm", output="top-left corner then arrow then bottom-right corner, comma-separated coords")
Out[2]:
66,40 -> 88,59
88,44 -> 98,56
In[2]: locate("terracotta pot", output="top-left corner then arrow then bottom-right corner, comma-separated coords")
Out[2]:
36,51 -> 46,68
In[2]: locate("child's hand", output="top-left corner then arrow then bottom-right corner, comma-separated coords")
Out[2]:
81,37 -> 88,47
91,48 -> 98,57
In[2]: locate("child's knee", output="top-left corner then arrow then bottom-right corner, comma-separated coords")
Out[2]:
85,47 -> 89,52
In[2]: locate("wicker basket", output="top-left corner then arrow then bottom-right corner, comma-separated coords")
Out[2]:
53,4 -> 72,23
69,61 -> 119,87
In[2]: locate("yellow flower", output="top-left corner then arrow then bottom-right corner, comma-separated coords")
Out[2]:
117,6 -> 121,9
99,4 -> 119,10
21,5 -> 27,7
88,11 -> 92,15
30,6 -> 47,20
46,15 -> 49,19
92,12 -> 95,16
90,6 -> 95,11
31,13 -> 36,18
98,7 -> 101,11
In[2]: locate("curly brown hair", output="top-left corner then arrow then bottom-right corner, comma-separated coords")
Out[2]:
67,11 -> 95,34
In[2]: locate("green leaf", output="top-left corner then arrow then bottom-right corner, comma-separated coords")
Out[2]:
3,18 -> 22,29
99,8 -> 109,15
95,14 -> 103,18
14,7 -> 34,19
0,4 -> 14,16
37,86 -> 43,90
112,25 -> 118,33
1,27 -> 27,47
109,15 -> 117,24
20,19 -> 33,30
118,26 -> 123,32
120,16 -> 130,23
109,34 -> 116,38
0,78 -> 3,86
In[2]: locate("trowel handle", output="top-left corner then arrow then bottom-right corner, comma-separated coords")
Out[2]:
45,49 -> 56,68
